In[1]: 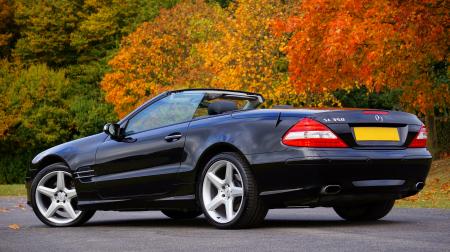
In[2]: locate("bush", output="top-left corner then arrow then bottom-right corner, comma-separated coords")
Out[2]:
0,152 -> 34,184
0,62 -> 117,183
333,86 -> 403,110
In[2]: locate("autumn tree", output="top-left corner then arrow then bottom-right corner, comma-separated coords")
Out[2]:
14,0 -> 178,66
0,62 -> 74,182
14,0 -> 81,66
197,0 -> 340,107
0,0 -> 15,58
196,0 -> 291,106
0,60 -> 16,138
1,0 -> 179,182
0,63 -> 72,146
71,0 -> 178,62
102,0 -> 340,116
273,0 -> 448,115
101,0 -> 227,117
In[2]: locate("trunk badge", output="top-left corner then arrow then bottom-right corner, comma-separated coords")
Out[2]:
374,115 -> 384,122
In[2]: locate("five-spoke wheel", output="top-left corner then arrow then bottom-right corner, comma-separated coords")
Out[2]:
31,163 -> 95,227
35,171 -> 80,223
202,159 -> 244,223
199,152 -> 268,229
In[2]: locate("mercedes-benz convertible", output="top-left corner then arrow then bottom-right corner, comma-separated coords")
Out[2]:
27,89 -> 431,228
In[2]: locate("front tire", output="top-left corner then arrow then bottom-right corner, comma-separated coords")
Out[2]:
333,200 -> 395,221
30,163 -> 95,227
198,152 -> 267,229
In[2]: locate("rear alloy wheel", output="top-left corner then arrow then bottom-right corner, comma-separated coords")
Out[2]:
31,163 -> 95,227
333,200 -> 395,221
199,152 -> 267,229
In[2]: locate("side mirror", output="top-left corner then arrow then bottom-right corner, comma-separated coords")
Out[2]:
103,123 -> 122,139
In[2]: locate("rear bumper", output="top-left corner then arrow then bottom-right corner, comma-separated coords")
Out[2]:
246,148 -> 431,207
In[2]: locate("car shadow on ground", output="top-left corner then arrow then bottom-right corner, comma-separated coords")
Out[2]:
263,219 -> 398,228
83,216 -> 401,229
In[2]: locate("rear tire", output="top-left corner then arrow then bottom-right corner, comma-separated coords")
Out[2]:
198,152 -> 267,229
161,209 -> 202,219
333,200 -> 395,221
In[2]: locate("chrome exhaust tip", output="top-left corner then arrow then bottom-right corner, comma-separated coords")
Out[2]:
321,185 -> 342,195
415,182 -> 424,191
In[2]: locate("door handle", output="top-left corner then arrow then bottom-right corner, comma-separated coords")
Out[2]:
121,137 -> 137,143
164,133 -> 182,142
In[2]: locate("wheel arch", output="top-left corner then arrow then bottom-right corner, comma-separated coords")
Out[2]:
193,142 -> 249,184
31,154 -> 70,177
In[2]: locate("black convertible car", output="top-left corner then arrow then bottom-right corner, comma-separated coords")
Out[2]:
27,89 -> 431,228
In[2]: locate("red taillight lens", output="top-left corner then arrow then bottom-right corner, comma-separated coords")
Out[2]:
282,118 -> 348,148
409,126 -> 427,148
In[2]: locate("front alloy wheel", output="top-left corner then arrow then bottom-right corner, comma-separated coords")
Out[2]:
199,152 -> 267,229
31,163 -> 95,227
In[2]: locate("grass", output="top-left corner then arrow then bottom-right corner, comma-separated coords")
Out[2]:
0,159 -> 449,208
397,158 -> 450,209
0,184 -> 26,196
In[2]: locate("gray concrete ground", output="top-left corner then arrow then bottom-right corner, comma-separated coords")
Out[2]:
0,197 -> 449,252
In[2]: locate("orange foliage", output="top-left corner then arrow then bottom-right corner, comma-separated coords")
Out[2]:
273,0 -> 449,115
196,0 -> 296,106
101,0 -> 227,117
400,177 -> 449,208
102,0 -> 341,116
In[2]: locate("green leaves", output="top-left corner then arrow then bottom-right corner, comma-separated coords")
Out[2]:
0,63 -> 71,147
14,0 -> 81,66
13,0 -> 179,66
0,61 -> 118,183
0,0 -> 177,183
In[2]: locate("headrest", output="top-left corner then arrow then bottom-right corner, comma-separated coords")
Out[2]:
208,100 -> 238,115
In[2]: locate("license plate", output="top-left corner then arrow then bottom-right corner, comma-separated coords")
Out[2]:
353,127 -> 400,141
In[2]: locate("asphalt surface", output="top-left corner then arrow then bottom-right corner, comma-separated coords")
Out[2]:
0,197 -> 449,252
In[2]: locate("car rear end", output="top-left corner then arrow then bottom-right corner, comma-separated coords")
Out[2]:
248,109 -> 432,207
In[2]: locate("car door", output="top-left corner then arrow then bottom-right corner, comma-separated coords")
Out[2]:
92,92 -> 204,199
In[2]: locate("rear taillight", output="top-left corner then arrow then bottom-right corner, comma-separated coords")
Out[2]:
282,118 -> 348,148
409,125 -> 427,148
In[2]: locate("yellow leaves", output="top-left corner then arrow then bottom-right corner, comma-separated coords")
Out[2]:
401,178 -> 445,205
398,158 -> 450,208
100,0 -> 449,116
441,182 -> 450,192
8,224 -> 20,230
195,0 -> 300,106
16,203 -> 26,210
0,33 -> 12,47
102,0 -> 227,116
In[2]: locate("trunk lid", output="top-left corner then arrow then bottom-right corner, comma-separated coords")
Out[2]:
303,109 -> 423,148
